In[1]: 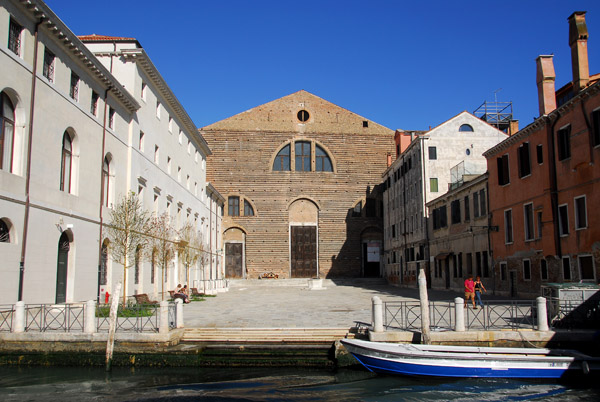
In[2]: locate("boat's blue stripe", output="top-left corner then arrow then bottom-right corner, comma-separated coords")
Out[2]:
351,353 -> 569,379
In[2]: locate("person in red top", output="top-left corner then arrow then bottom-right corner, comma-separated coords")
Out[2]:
464,276 -> 476,309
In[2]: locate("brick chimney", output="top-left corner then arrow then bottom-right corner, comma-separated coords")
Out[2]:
568,11 -> 589,93
536,55 -> 557,116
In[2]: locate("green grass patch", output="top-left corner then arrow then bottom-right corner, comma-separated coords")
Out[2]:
96,304 -> 155,318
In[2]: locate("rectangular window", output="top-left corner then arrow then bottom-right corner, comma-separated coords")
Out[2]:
479,189 -> 486,216
558,204 -> 569,236
517,142 -> 531,178
156,101 -> 161,118
523,259 -> 531,281
169,117 -> 173,133
139,131 -> 145,151
154,145 -> 159,164
295,141 -> 311,171
8,18 -> 23,56
43,49 -> 55,82
464,195 -> 470,222
177,166 -> 181,182
69,72 -> 79,101
537,211 -> 543,239
541,259 -> 548,281
557,125 -> 571,161
228,196 -> 240,216
108,107 -> 115,129
141,82 -> 147,100
504,209 -> 513,244
497,154 -> 510,185
593,109 -> 600,147
466,253 -> 473,276
536,144 -> 544,164
475,251 -> 482,277
428,146 -> 437,160
167,157 -> 171,174
574,195 -> 587,230
391,224 -> 396,238
482,252 -> 489,277
473,191 -> 480,218
458,252 -> 463,277
562,257 -> 571,280
579,255 -> 595,281
524,203 -> 534,241
451,199 -> 461,224
90,91 -> 99,116
430,178 -> 438,192
500,262 -> 507,281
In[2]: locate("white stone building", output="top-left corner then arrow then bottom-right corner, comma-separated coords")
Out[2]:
382,112 -> 507,287
0,0 -> 224,305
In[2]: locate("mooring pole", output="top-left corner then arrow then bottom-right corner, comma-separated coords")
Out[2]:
418,268 -> 431,344
105,282 -> 121,371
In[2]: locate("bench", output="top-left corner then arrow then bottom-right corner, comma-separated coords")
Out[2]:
169,290 -> 187,302
133,293 -> 158,305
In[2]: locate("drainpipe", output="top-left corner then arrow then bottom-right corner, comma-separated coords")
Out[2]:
96,88 -> 110,302
18,17 -> 44,301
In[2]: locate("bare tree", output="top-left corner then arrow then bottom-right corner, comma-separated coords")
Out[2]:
105,192 -> 150,305
148,212 -> 176,300
178,221 -> 206,288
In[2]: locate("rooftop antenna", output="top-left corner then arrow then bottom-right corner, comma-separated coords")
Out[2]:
493,88 -> 502,103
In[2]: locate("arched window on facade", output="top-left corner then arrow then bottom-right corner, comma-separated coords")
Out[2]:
102,156 -> 110,206
244,200 -> 254,216
1,92 -> 15,172
315,144 -> 333,172
0,219 -> 10,242
459,124 -> 474,132
273,144 -> 290,171
60,132 -> 73,192
295,141 -> 311,171
100,240 -> 108,286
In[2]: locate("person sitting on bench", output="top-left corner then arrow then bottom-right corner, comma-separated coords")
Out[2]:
174,284 -> 190,303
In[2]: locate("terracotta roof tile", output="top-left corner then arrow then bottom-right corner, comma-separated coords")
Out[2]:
78,34 -> 137,41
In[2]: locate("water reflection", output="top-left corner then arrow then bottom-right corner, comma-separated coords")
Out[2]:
0,366 -> 598,401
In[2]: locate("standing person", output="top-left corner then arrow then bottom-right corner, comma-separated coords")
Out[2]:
464,275 -> 476,309
474,276 -> 486,309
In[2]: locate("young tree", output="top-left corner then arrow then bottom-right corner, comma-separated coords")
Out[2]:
148,212 -> 176,300
178,221 -> 206,288
105,192 -> 151,305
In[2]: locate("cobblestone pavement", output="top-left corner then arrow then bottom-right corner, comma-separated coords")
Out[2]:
182,279 -> 491,328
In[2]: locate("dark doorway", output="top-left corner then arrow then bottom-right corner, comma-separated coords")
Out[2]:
509,271 -> 517,297
444,258 -> 450,289
225,243 -> 243,278
56,232 -> 69,303
291,226 -> 317,278
363,242 -> 380,277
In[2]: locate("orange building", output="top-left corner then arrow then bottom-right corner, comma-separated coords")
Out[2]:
484,12 -> 600,298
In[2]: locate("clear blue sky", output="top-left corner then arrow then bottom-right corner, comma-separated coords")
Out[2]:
46,0 -> 600,131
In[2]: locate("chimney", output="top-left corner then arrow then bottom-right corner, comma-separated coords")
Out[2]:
387,153 -> 392,167
508,120 -> 519,136
536,55 -> 557,116
568,11 -> 590,93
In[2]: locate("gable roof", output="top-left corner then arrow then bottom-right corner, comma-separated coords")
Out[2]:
200,90 -> 394,135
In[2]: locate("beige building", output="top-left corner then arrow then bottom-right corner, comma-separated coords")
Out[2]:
201,90 -> 395,279
426,173 -> 493,292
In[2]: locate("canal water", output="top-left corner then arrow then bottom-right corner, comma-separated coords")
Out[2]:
1,366 -> 599,401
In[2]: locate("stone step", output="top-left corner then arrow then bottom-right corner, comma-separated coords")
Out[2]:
182,327 -> 355,343
227,277 -> 388,288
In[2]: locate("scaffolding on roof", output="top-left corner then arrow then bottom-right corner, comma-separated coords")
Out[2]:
473,100 -> 513,133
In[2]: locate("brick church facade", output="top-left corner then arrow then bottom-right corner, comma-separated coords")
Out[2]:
201,90 -> 395,279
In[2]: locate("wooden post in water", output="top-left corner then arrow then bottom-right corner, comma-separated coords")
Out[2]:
105,282 -> 121,371
418,267 -> 431,344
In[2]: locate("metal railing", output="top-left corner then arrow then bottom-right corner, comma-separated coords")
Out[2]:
548,298 -> 600,329
25,304 -> 85,332
96,303 -> 169,333
383,300 -> 537,331
0,304 -> 14,332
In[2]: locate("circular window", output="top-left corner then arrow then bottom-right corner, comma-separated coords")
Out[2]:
297,110 -> 310,122
466,149 -> 471,156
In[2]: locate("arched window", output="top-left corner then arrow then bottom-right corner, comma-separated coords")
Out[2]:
244,200 -> 254,216
459,124 -> 474,132
56,232 -> 70,303
1,92 -> 15,172
295,141 -> 311,171
0,219 -> 10,242
102,156 -> 110,206
60,132 -> 73,192
100,240 -> 108,286
315,145 -> 333,172
273,144 -> 290,171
